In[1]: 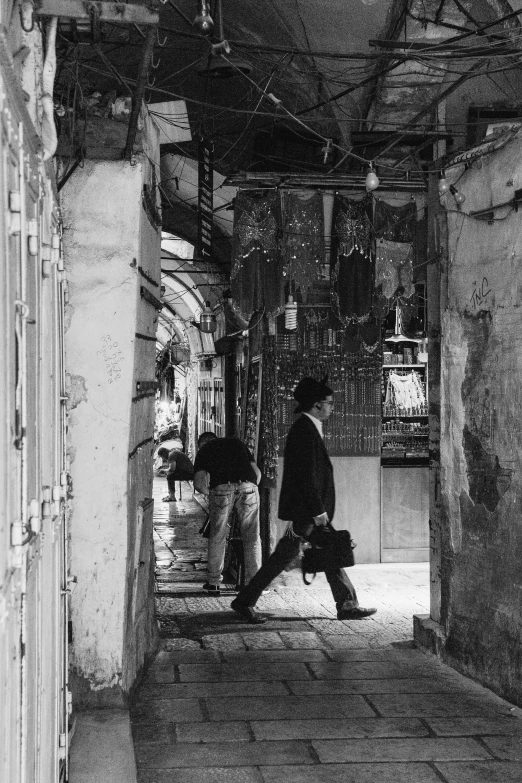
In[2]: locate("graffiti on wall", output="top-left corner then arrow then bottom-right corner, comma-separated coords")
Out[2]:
96,334 -> 123,383
469,277 -> 492,311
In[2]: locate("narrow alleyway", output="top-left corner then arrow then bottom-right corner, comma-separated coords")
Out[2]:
131,480 -> 522,783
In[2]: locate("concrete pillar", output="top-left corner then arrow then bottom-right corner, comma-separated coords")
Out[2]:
63,148 -> 161,706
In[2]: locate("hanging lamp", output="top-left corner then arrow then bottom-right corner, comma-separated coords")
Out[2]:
197,301 -> 217,333
385,302 -> 421,344
197,0 -> 252,79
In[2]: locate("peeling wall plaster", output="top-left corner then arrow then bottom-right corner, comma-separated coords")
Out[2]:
440,134 -> 522,703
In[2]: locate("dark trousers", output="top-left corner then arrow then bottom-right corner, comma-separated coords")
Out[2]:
167,470 -> 193,494
236,521 -> 358,613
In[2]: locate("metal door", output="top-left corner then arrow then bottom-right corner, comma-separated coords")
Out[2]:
0,58 -> 69,783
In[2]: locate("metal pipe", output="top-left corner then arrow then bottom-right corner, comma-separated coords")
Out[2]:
124,26 -> 157,161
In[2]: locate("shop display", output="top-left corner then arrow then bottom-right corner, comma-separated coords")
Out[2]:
275,307 -> 381,457
243,356 -> 262,461
258,336 -> 279,483
381,338 -> 429,463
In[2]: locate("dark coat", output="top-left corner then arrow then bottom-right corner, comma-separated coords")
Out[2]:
278,414 -> 335,526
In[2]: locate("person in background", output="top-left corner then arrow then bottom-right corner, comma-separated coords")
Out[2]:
230,376 -> 377,624
157,442 -> 194,503
193,432 -> 262,596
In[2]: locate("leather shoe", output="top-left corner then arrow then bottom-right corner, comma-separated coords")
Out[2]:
231,599 -> 267,625
202,582 -> 220,595
337,607 -> 377,620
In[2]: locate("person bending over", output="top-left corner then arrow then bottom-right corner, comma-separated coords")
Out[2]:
193,432 -> 262,596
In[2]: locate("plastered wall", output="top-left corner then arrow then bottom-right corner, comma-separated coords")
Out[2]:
439,134 -> 522,704
63,150 -> 160,705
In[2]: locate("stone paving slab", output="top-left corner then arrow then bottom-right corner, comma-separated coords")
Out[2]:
161,638 -> 204,651
222,649 -> 328,662
138,767 -> 263,783
135,740 -> 314,768
278,631 -> 327,648
323,647 -> 425,662
205,695 -> 376,722
480,734 -> 522,758
135,681 -> 289,700
131,724 -> 174,744
251,717 -> 429,740
308,661 -> 428,680
286,678 -> 467,696
435,761 -> 522,782
259,763 -> 443,783
312,737 -> 493,762
178,663 -> 313,682
130,700 -> 203,724
427,716 -> 522,736
365,693 -> 507,718
155,649 -> 221,664
201,635 -> 248,651
241,632 -> 287,650
176,722 -> 252,743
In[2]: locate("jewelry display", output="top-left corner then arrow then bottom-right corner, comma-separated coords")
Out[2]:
275,307 -> 381,457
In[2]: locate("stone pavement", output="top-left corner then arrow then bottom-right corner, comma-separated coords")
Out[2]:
131,479 -> 522,782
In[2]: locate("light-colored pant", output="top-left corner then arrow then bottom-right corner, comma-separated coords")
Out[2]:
207,482 -> 262,586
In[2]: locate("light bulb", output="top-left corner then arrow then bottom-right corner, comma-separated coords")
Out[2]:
450,184 -> 465,206
365,165 -> 379,191
438,177 -> 450,194
285,295 -> 298,331
194,0 -> 213,34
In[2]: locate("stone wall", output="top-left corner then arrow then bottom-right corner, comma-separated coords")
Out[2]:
63,141 -> 161,705
437,133 -> 522,705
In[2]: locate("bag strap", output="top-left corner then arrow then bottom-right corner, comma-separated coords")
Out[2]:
302,570 -> 316,586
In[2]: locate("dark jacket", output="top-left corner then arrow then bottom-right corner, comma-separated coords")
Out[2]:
278,414 -> 335,525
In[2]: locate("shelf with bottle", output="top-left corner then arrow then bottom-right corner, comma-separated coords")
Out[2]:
382,402 -> 428,417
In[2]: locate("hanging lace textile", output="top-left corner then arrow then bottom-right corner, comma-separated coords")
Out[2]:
374,199 -> 416,309
385,370 -> 425,412
331,194 -> 373,322
282,190 -> 324,302
231,190 -> 283,320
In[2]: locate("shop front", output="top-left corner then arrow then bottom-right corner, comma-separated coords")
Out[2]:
231,180 -> 429,563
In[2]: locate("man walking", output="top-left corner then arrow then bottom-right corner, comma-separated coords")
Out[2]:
193,433 -> 262,595
231,376 -> 377,624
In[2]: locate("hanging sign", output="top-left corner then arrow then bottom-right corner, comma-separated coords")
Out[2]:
198,138 -> 213,262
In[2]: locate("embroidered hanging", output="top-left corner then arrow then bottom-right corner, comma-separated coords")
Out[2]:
282,190 -> 324,302
374,199 -> 416,243
375,239 -> 415,301
331,194 -> 373,323
231,191 -> 283,320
